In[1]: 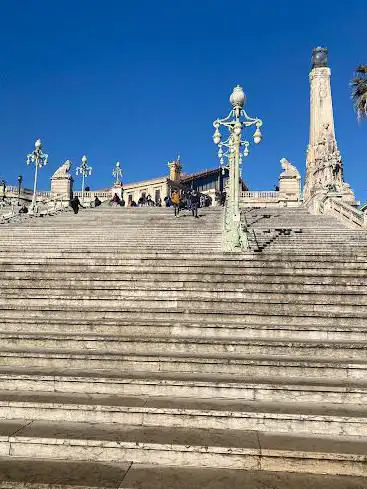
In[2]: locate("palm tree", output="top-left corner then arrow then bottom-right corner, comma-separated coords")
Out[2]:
351,65 -> 367,120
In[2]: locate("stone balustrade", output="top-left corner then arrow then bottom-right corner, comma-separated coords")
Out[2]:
3,186 -> 53,201
241,191 -> 281,200
320,197 -> 367,230
240,190 -> 302,208
73,191 -> 111,199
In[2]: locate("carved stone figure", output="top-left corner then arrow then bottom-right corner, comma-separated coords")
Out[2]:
321,123 -> 337,154
315,139 -> 326,160
280,158 -> 301,178
279,158 -> 301,199
51,160 -> 73,199
52,160 -> 72,179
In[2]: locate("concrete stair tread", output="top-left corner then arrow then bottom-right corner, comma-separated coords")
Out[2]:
1,390 -> 367,418
3,418 -> 367,457
1,309 -> 364,327
0,457 -> 129,488
1,332 -> 367,348
2,289 -> 367,303
1,255 -> 367,263
0,348 -> 366,367
3,272 -> 367,283
1,250 -> 366,260
1,365 -> 367,389
1,301 -> 366,315
3,317 -> 367,332
0,460 -> 365,489
1,259 -> 366,269
1,284 -> 365,294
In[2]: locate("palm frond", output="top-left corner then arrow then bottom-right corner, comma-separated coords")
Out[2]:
350,65 -> 367,120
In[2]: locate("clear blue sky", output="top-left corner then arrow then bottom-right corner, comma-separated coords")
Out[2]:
0,0 -> 366,201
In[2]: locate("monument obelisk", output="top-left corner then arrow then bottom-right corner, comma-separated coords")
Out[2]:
304,47 -> 355,204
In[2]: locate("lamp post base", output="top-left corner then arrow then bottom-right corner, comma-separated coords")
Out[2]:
223,207 -> 249,252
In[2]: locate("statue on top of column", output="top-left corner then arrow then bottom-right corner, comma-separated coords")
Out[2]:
52,160 -> 72,179
280,158 -> 300,178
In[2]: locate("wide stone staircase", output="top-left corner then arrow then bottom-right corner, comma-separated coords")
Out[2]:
0,205 -> 366,488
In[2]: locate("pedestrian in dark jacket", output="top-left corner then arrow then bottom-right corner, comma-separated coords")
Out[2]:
190,190 -> 200,218
70,196 -> 83,214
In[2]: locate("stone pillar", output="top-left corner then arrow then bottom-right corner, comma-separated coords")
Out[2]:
168,155 -> 182,181
304,47 -> 355,204
51,160 -> 73,201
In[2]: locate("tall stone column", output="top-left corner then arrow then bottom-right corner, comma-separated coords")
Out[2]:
304,47 -> 355,204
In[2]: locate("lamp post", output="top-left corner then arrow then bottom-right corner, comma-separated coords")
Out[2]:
112,161 -> 123,186
26,138 -> 48,213
76,155 -> 92,204
17,175 -> 23,205
0,179 -> 6,202
213,85 -> 263,251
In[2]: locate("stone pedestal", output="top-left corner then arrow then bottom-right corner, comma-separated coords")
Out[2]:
279,158 -> 301,200
51,161 -> 73,201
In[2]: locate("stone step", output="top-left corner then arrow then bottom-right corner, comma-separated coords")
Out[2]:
2,226 -> 223,233
0,350 -> 364,380
1,283 -> 364,298
0,458 -> 364,489
0,238 -> 223,243
1,289 -> 366,306
1,256 -> 367,268
1,271 -> 365,286
0,457 -> 130,488
0,298 -> 365,316
0,334 -> 365,360
0,246 -> 222,253
0,419 -> 366,476
1,307 -> 364,327
0,366 -> 367,404
0,251 -> 366,262
1,264 -> 366,277
1,318 -> 366,341
0,391 -> 366,437
2,224 -> 223,230
0,280 -> 365,295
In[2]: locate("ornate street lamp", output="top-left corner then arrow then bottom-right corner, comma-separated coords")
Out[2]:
112,161 -> 123,186
1,179 -> 6,201
76,155 -> 92,204
213,85 -> 263,251
26,138 -> 48,213
1,179 -> 6,202
17,175 -> 23,205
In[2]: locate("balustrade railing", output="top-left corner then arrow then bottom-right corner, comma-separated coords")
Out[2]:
240,191 -> 290,201
0,193 -> 70,224
73,191 -> 111,199
321,197 -> 367,229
